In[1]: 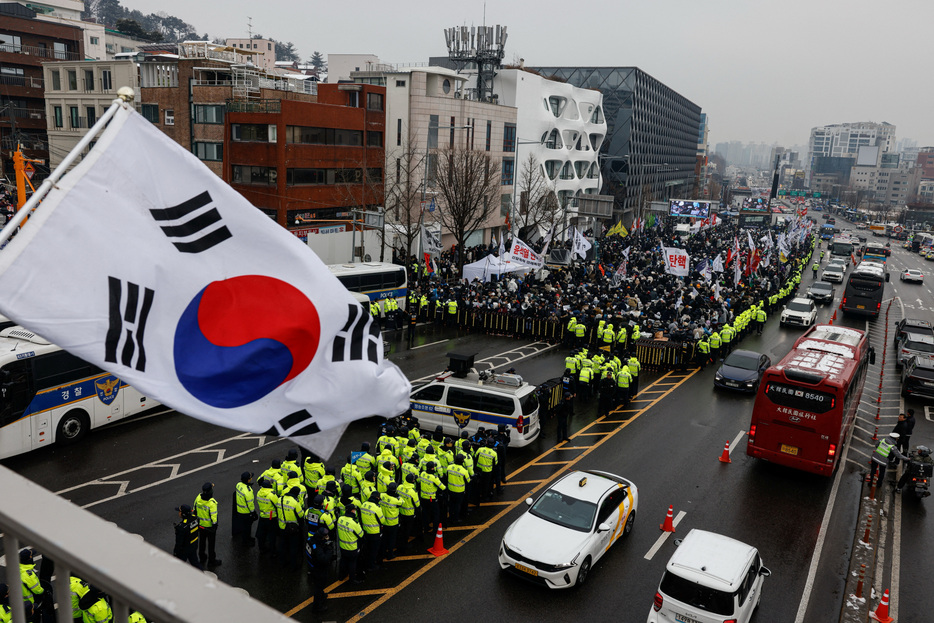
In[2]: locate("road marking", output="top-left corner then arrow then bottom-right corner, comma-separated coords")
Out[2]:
643,510 -> 687,560
412,341 -> 558,383
324,369 -> 699,622
409,339 -> 449,350
728,429 -> 746,457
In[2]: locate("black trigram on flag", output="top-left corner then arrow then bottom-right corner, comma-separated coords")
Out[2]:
150,191 -> 232,253
105,277 -> 154,372
332,303 -> 380,364
261,409 -> 321,438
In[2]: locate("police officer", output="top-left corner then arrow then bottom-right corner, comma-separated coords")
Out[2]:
475,438 -> 498,502
254,478 -> 279,554
281,448 -> 300,481
696,336 -> 710,368
303,453 -> 326,492
359,491 -> 385,573
173,504 -> 202,570
232,471 -> 257,545
307,527 -> 334,613
446,454 -> 471,523
598,369 -> 616,417
755,306 -> 767,335
396,473 -> 421,555
19,549 -> 50,622
556,393 -> 573,443
260,459 -> 285,496
194,482 -> 221,567
69,575 -> 89,623
627,355 -> 641,396
868,432 -> 907,486
278,486 -> 305,570
337,506 -> 365,584
419,461 -> 446,535
78,586 -> 111,623
379,483 -> 402,561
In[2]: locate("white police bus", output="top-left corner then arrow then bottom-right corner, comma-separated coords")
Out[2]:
0,325 -> 162,459
327,262 -> 407,310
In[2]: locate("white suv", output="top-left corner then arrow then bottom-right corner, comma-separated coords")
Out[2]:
648,529 -> 770,623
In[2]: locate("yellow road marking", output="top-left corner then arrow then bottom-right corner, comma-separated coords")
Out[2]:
532,460 -> 573,466
575,432 -> 609,436
288,369 -> 697,621
504,479 -> 545,485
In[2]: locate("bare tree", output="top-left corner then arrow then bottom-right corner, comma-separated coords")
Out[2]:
434,146 -> 501,272
516,154 -> 560,233
384,127 -> 428,261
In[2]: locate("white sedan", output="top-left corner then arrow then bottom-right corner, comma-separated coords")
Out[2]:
498,470 -> 638,588
781,297 -> 818,327
901,269 -> 924,283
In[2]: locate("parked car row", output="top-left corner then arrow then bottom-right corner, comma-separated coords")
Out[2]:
897,318 -> 934,401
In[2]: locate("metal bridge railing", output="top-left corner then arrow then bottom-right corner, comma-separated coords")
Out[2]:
0,464 -> 290,623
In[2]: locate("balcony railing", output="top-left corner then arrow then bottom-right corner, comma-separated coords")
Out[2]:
0,107 -> 46,121
0,43 -> 82,61
0,74 -> 44,89
226,99 -> 281,114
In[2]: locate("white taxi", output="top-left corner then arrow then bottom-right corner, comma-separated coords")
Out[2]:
498,470 -> 638,588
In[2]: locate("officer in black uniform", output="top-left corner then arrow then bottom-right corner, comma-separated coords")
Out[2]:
173,504 -> 203,570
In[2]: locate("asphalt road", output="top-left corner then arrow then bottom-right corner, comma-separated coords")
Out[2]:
3,223 -> 934,622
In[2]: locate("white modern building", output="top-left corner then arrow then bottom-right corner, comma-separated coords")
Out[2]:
493,67 -> 606,229
806,121 -> 896,184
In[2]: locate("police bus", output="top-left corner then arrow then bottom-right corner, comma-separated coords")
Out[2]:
841,263 -> 886,319
327,262 -> 407,311
746,325 -> 873,476
0,326 -> 163,460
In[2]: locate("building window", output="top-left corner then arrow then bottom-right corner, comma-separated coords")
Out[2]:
232,124 -> 276,142
501,194 -> 511,217
232,165 -> 276,185
50,70 -> 61,90
84,69 -> 94,91
141,104 -> 159,124
90,36 -> 99,45
286,168 -> 327,185
69,106 -> 79,129
485,121 -> 492,151
395,158 -> 401,184
286,126 -> 362,146
502,158 -> 514,186
101,69 -> 112,91
428,115 -> 439,150
367,131 -> 383,147
397,119 -> 402,146
0,34 -> 22,53
267,42 -> 271,50
395,79 -> 406,87
334,169 -> 363,184
54,42 -> 68,59
67,70 -> 77,90
450,116 -> 455,146
503,123 -> 516,153
193,104 -> 224,124
164,109 -> 174,126
366,92 -> 384,111
193,142 -> 223,161
367,168 -> 383,183
53,106 -> 63,128
86,106 -> 96,126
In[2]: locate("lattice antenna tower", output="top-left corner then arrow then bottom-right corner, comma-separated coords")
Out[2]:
443,24 -> 507,103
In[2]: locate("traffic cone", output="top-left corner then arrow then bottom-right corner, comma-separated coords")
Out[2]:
659,505 -> 676,532
427,523 -> 449,556
869,589 -> 894,623
831,310 -> 837,322
719,441 -> 732,463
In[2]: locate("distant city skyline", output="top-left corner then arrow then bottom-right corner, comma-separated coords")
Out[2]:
122,0 -> 934,148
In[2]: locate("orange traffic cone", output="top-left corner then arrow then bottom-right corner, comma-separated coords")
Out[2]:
659,505 -> 676,532
427,523 -> 449,556
831,310 -> 837,322
719,441 -> 732,463
869,589 -> 894,623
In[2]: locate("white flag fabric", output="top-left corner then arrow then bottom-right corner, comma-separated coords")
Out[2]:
505,237 -> 544,269
662,247 -> 690,277
421,225 -> 442,257
541,225 -> 555,257
498,232 -> 506,258
734,252 -> 742,285
622,246 -> 631,260
611,261 -> 627,288
747,230 -> 756,252
572,228 -> 592,259
712,253 -> 724,273
0,105 -> 411,460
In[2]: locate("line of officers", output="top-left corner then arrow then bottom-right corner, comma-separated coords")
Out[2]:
172,424 -> 509,613
2,548 -> 147,623
562,347 -> 642,417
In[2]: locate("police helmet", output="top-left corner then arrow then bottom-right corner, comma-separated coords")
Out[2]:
425,461 -> 436,473
369,491 -> 381,502
444,437 -> 453,447
271,459 -> 282,468
405,473 -> 416,483
454,453 -> 465,465
382,461 -> 393,470
341,483 -> 353,497
408,437 -> 418,447
288,471 -> 299,480
889,432 -> 900,440
435,425 -> 443,434
286,448 -> 299,460
325,480 -> 338,494
425,445 -> 436,455
312,494 -> 325,509
288,487 -> 300,497
19,548 -> 34,564
240,471 -> 253,484
361,441 -> 371,452
918,445 -> 931,458
365,470 -> 376,482
202,482 -> 214,493
175,504 -> 193,516
387,482 -> 398,494
460,431 -> 469,440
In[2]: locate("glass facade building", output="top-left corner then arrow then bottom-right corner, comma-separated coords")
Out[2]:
531,66 -> 701,219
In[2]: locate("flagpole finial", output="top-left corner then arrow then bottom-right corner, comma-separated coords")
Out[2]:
117,86 -> 135,102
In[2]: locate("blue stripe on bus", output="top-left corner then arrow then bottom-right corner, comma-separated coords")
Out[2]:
363,287 -> 407,302
410,402 -> 518,427
23,375 -> 129,418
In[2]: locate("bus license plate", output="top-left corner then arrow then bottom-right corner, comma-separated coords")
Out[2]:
857,305 -> 865,309
515,563 -> 538,577
781,444 -> 799,456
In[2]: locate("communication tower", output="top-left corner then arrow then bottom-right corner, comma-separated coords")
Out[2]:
443,24 -> 507,103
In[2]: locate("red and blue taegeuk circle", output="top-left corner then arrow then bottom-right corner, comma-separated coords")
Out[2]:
174,275 -> 320,408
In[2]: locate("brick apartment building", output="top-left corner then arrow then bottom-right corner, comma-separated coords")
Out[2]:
223,83 -> 387,230
0,3 -> 83,181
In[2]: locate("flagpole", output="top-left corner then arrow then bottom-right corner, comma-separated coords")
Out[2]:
0,90 -> 132,249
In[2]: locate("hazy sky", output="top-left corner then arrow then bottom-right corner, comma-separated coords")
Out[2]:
123,0 -> 934,148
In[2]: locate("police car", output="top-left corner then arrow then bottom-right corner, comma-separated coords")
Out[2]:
409,353 -> 540,447
498,470 -> 638,588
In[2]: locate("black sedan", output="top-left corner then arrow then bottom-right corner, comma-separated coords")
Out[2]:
807,280 -> 835,304
714,350 -> 772,393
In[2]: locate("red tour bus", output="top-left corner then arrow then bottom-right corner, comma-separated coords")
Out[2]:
746,324 -> 875,476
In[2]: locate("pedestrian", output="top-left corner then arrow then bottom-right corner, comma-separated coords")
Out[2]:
556,393 -> 573,443
899,409 -> 916,457
307,527 -> 335,613
254,478 -> 279,554
194,482 -> 221,567
337,505 -> 365,584
173,504 -> 203,570
232,471 -> 257,545
868,433 -> 907,486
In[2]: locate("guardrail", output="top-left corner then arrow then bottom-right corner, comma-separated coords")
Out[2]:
0,464 -> 291,623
